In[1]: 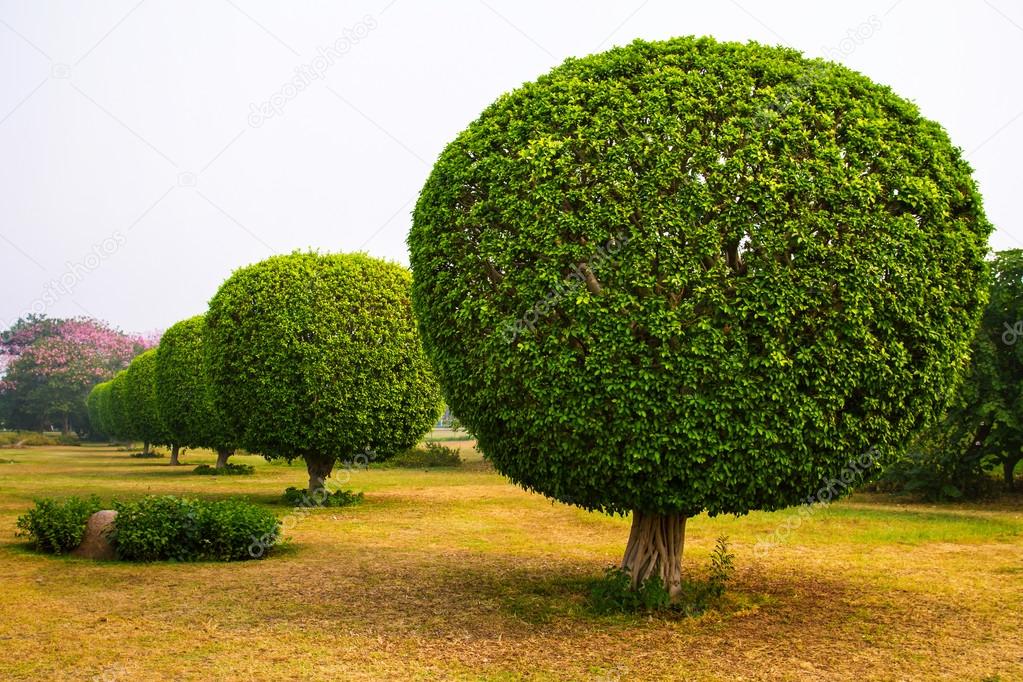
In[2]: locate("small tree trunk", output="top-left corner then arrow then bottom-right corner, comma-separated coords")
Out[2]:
1004,456 -> 1021,491
621,511 -> 687,600
142,441 -> 150,455
169,444 -> 180,466
305,453 -> 335,495
215,448 -> 233,469
63,413 -> 70,435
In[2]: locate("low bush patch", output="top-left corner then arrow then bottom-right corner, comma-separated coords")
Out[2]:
16,496 -> 103,554
129,451 -> 164,459
193,463 -> 255,476
589,536 -> 736,616
281,486 -> 363,508
0,431 -> 64,447
111,496 -> 280,562
387,442 -> 461,468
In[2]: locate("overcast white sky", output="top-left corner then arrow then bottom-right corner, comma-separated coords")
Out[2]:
1,0 -> 1022,334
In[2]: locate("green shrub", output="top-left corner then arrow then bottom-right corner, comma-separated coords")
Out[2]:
0,431 -> 61,446
589,566 -> 671,614
193,463 -> 255,476
870,449 -> 996,501
589,536 -> 735,615
111,496 -> 279,562
16,496 -> 102,554
387,442 -> 461,468
281,486 -> 363,508
129,451 -> 164,459
56,432 -> 80,446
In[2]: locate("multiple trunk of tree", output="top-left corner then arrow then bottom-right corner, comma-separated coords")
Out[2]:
1005,456 -> 1021,490
215,447 -> 234,469
621,510 -> 687,600
305,453 -> 335,495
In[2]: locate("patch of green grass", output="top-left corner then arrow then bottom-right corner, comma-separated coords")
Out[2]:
0,445 -> 1020,680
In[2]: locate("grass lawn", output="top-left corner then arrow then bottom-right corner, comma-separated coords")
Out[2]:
0,441 -> 1021,681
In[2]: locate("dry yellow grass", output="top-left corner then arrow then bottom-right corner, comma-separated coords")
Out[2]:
0,443 -> 1020,681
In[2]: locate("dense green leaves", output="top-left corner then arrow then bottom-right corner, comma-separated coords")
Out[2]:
120,350 -> 171,447
86,382 -> 109,440
111,496 -> 279,562
105,371 -> 133,441
154,316 -> 236,453
16,496 -> 102,554
885,249 -> 1023,497
205,252 -> 443,471
409,37 -> 992,516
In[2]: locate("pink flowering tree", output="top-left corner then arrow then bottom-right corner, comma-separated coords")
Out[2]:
0,316 -> 156,434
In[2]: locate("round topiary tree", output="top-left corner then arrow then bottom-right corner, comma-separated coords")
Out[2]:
86,381 -> 110,441
155,315 -> 237,468
409,36 -> 992,597
105,370 -> 133,444
122,349 -> 175,460
205,251 -> 443,493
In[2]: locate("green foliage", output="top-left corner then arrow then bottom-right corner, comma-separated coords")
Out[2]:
129,450 -> 164,458
589,567 -> 671,614
55,432 -> 80,445
874,449 -> 993,501
85,383 -> 107,440
155,316 -> 236,453
0,431 -> 69,446
281,486 -> 363,508
589,536 -> 735,615
111,496 -> 280,562
880,250 -> 1023,498
205,252 -> 443,474
16,496 -> 102,554
121,350 -> 171,447
105,371 -> 133,442
94,380 -> 115,439
387,441 -> 462,468
409,36 -> 992,517
193,462 -> 254,476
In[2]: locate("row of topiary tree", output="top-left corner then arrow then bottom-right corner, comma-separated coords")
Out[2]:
89,37 -> 1001,600
87,317 -> 233,466
89,252 -> 443,494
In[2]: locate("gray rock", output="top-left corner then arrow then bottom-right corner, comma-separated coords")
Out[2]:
71,510 -> 117,560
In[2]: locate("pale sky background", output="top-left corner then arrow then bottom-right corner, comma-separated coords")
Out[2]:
1,0 -> 1022,335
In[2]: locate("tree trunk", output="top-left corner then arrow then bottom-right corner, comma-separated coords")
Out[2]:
142,441 -> 150,455
621,511 -> 687,600
305,453 -> 335,495
169,444 -> 180,466
63,412 -> 70,435
1004,456 -> 1021,491
215,448 -> 233,469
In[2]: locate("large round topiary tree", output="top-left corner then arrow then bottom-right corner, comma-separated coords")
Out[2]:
122,349 -> 175,460
155,315 -> 237,468
409,36 -> 992,597
205,252 -> 443,493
